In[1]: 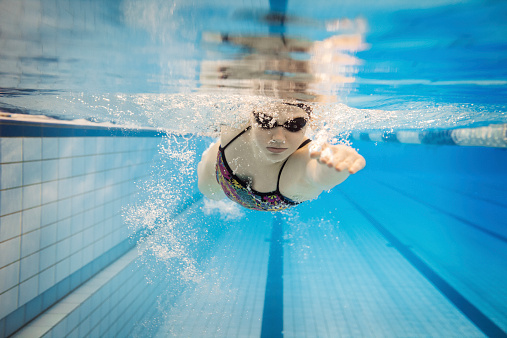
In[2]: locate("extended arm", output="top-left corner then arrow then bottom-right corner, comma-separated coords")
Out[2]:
283,143 -> 365,201
307,143 -> 365,190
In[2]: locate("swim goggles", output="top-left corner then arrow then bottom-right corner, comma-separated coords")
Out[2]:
253,112 -> 308,132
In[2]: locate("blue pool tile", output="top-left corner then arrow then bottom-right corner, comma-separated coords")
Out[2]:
25,293 -> 43,323
41,285 -> 57,309
89,325 -> 100,337
66,307 -> 80,333
81,261 -> 93,281
52,320 -> 67,338
0,318 -> 5,338
70,252 -> 83,275
69,268 -> 83,290
4,305 -> 24,336
67,327 -> 79,338
56,275 -> 70,299
19,275 -> 39,306
79,312 -> 91,337
39,266 -> 56,294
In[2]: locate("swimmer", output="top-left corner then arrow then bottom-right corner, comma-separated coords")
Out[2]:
197,102 -> 365,211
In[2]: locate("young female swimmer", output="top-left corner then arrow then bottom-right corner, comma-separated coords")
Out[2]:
197,102 -> 366,212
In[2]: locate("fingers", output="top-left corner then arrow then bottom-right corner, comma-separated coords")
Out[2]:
317,146 -> 336,167
312,143 -> 365,174
335,159 -> 352,172
310,150 -> 321,159
309,143 -> 327,159
348,157 -> 366,174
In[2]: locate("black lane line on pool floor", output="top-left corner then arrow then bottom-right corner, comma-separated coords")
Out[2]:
261,214 -> 284,338
341,191 -> 507,338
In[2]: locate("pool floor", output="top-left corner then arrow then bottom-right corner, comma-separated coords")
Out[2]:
150,140 -> 507,337
153,193 -> 486,337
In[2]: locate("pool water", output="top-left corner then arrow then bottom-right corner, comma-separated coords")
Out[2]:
1,0 -> 506,337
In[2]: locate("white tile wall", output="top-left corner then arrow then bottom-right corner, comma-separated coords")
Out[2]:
1,163 -> 22,189
0,212 -> 21,242
0,262 -> 19,294
0,237 -> 20,267
0,134 -> 164,335
1,188 -> 22,215
0,286 -> 19,319
0,138 -> 22,163
22,138 -> 42,162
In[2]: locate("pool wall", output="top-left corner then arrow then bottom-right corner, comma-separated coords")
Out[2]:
0,118 -> 206,337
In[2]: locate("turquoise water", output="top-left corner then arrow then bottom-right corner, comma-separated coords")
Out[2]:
0,0 -> 506,337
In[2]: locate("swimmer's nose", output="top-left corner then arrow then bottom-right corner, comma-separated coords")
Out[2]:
271,126 -> 286,143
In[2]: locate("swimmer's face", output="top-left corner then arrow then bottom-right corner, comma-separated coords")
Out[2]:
251,103 -> 309,162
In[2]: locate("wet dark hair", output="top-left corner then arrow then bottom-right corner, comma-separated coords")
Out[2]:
282,102 -> 312,117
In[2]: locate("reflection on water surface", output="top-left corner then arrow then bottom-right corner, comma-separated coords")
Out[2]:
0,0 -> 506,130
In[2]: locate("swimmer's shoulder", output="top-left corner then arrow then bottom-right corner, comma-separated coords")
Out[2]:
285,139 -> 313,175
280,139 -> 318,200
220,121 -> 251,147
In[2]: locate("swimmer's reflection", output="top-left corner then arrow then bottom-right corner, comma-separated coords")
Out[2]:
200,32 -> 366,102
197,102 -> 365,211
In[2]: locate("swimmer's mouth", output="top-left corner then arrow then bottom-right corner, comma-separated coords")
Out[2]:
267,147 -> 288,153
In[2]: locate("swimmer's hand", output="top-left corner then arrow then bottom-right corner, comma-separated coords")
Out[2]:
310,143 -> 365,174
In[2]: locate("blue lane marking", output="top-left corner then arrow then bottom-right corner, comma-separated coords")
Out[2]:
261,214 -> 284,338
341,191 -> 507,338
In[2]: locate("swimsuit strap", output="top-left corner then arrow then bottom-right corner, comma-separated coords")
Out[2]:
222,126 -> 252,150
276,139 -> 312,192
298,139 -> 312,150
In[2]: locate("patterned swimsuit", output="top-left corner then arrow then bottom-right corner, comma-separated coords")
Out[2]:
216,126 -> 311,211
